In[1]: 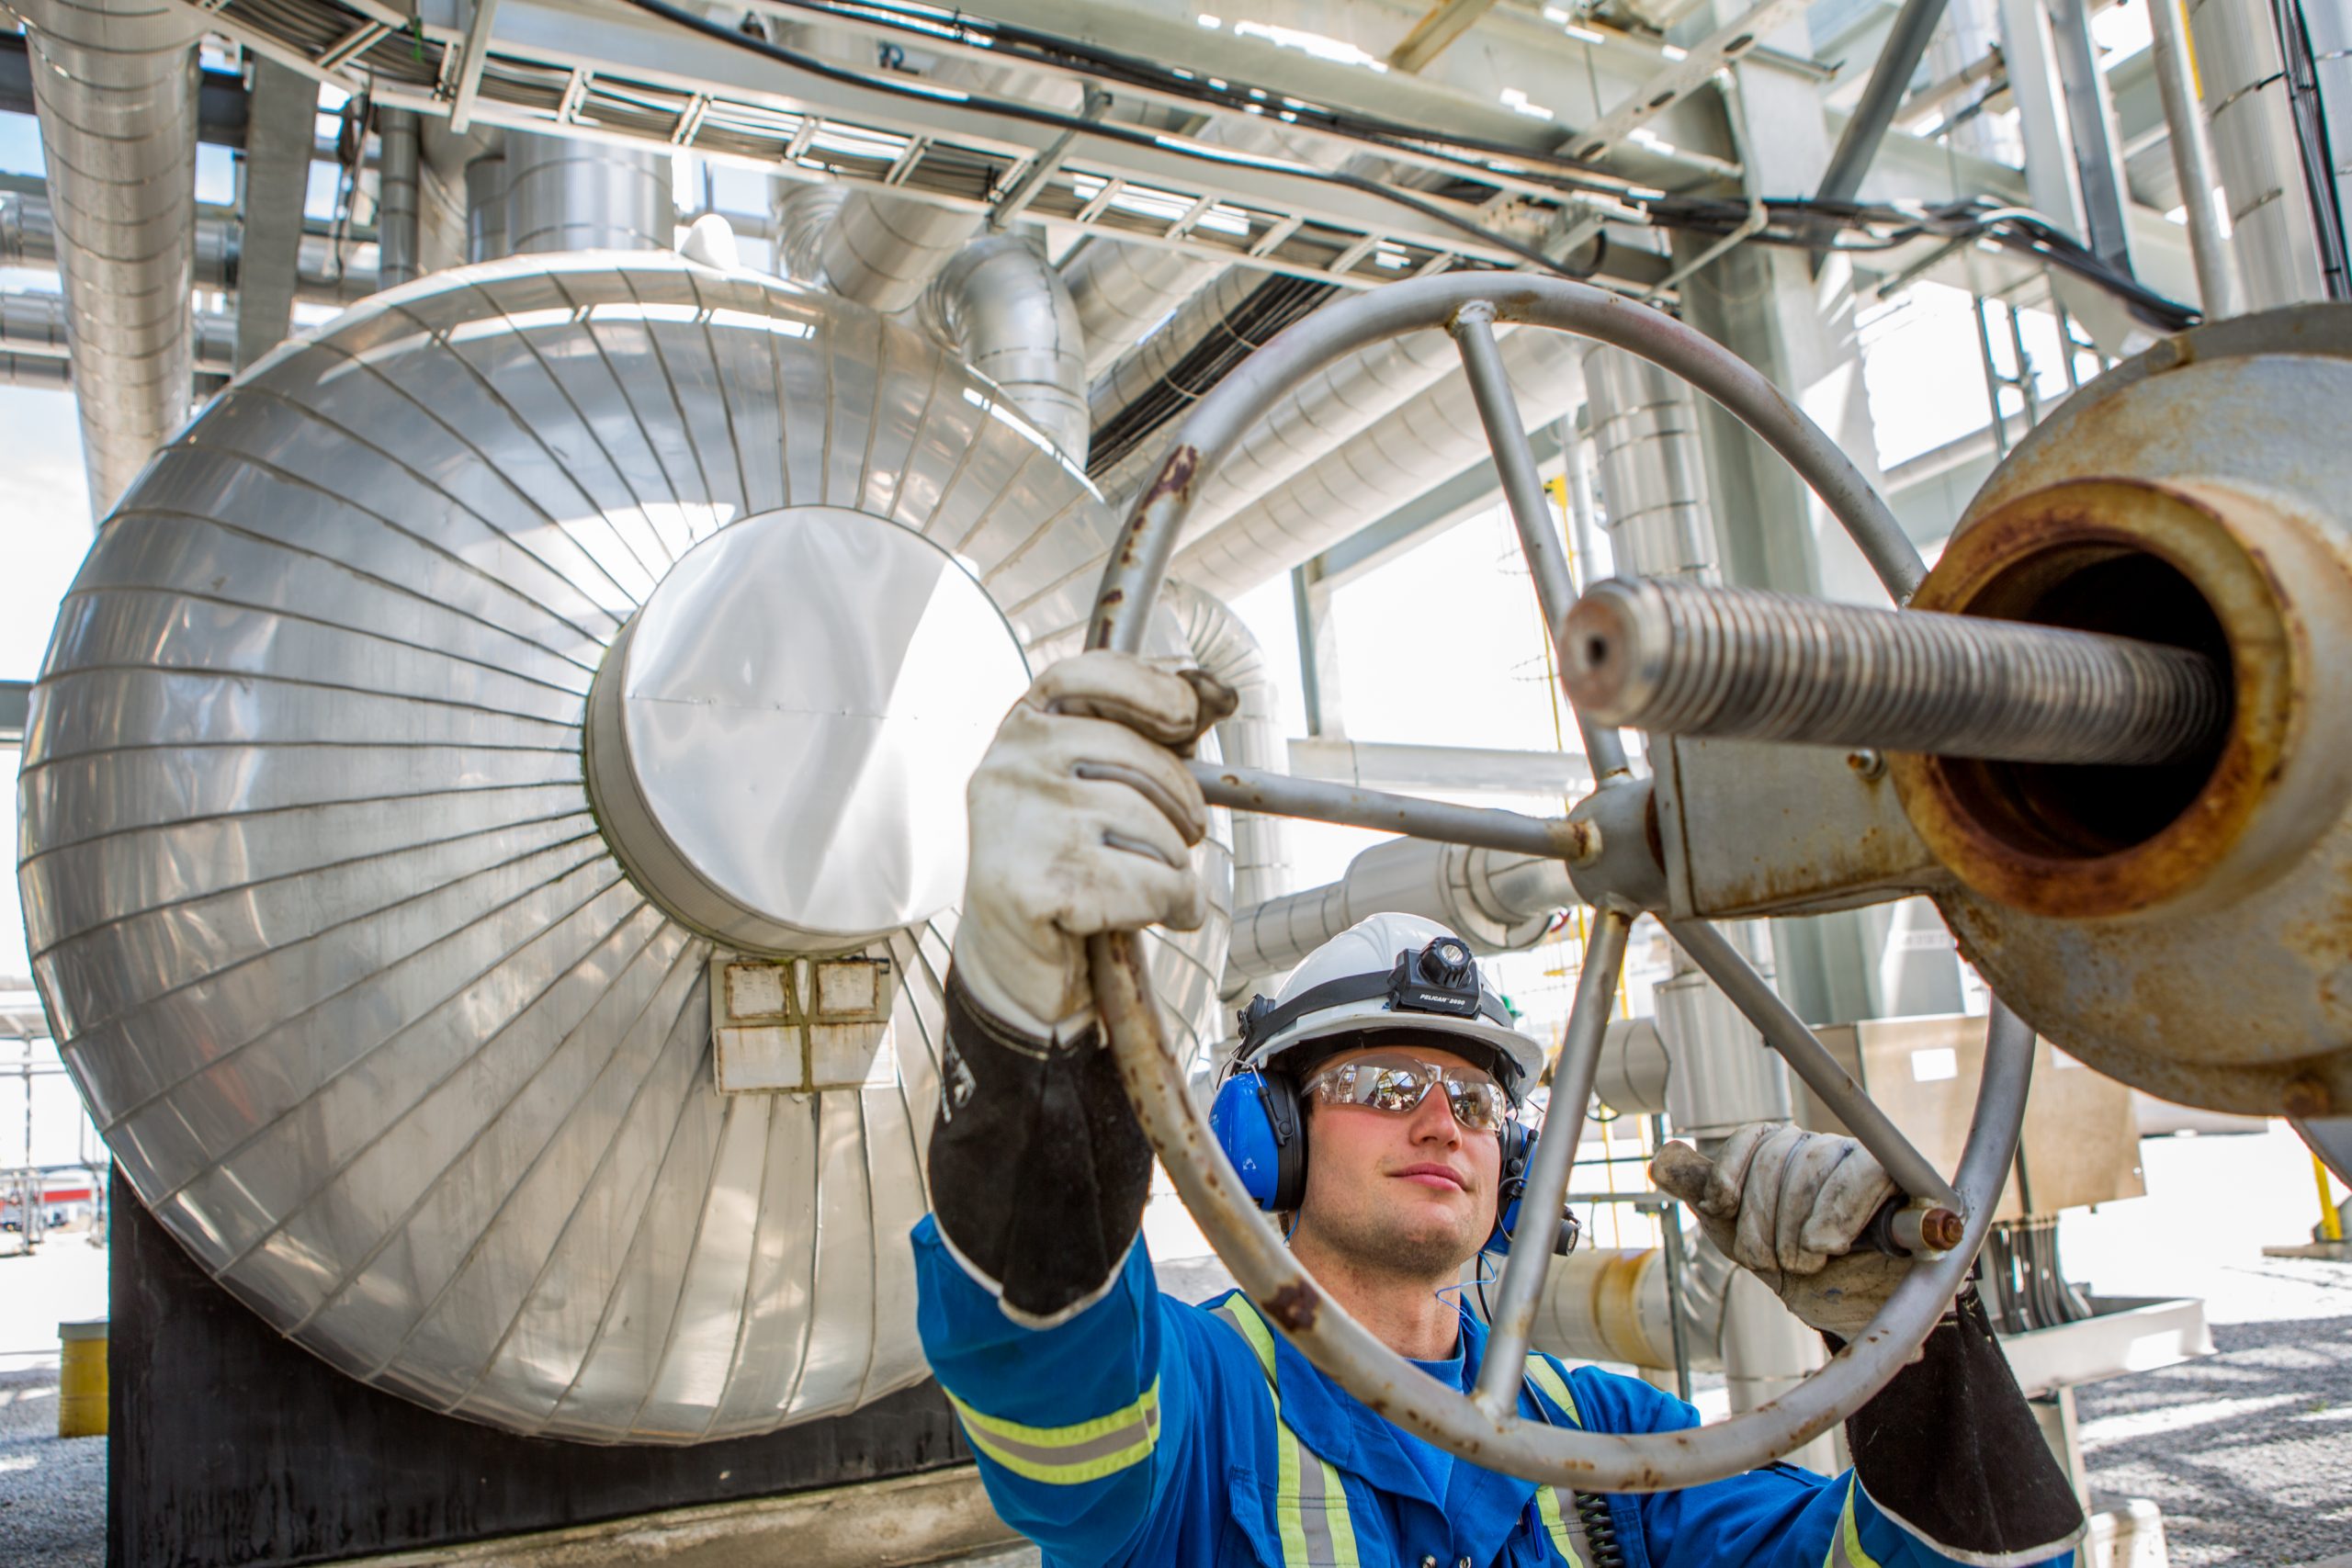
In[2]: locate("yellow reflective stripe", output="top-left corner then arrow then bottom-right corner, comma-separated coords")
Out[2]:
946,1378 -> 1162,1485
1522,1354 -> 1583,1427
1825,1476 -> 1885,1568
1213,1295 -> 1360,1568
1219,1293 -> 1282,1383
1535,1482 -> 1588,1567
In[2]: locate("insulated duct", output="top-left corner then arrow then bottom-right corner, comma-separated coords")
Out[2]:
1171,327 -> 1588,602
922,234 -> 1089,460
17,254 -> 1233,1443
2189,0 -> 2352,308
465,151 -> 508,263
1582,345 -> 1720,581
1227,834 -> 1573,993
775,181 -> 850,285
2,288 -> 232,371
0,186 -> 379,303
1164,579 -> 1292,927
1060,240 -> 1227,378
378,107 -> 424,288
8,0 -> 200,516
794,54 -> 1071,314
503,131 -> 674,254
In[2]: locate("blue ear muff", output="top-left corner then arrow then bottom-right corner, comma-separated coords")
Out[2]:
1210,1068 -> 1306,1213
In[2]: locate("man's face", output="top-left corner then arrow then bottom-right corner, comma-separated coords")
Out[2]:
1293,1040 -> 1506,1280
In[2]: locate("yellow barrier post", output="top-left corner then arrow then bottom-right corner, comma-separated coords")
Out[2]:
58,1319 -> 107,1438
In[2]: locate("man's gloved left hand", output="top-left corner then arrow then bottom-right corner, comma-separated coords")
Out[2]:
1651,1123 -> 1906,1339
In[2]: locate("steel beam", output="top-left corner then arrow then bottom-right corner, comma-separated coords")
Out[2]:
1386,0 -> 1503,73
1812,0 -> 1951,210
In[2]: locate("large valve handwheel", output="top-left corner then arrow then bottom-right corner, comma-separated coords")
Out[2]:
1081,275 -> 2033,1493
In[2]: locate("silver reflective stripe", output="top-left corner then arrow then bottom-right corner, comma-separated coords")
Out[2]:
1207,1295 -> 1361,1568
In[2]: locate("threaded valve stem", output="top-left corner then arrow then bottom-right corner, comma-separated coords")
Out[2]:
1562,576 -> 2230,767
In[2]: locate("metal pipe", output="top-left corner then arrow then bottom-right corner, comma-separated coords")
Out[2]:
1452,302 -> 1629,780
1226,835 -> 1576,985
13,0 -> 200,516
1813,0 -> 1953,211
0,186 -> 378,303
1285,736 -> 1590,797
1563,575 -> 2229,766
464,150 -> 508,262
2146,0 -> 2246,319
922,233 -> 1089,460
503,131 -> 673,254
1583,345 -> 1719,581
1474,906 -> 1632,1416
1060,239 -> 1228,378
1,289 -> 233,371
377,107 -> 423,288
1191,761 -> 1589,862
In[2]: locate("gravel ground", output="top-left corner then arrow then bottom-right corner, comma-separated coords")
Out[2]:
2077,1258 -> 2352,1568
0,1357 -> 104,1568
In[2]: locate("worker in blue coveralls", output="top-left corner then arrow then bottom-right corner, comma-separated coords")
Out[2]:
910,650 -> 2085,1568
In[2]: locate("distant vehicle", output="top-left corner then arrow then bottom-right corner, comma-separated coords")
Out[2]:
0,1168 -> 100,1234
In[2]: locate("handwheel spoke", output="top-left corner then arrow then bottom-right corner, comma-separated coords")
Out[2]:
1667,917 -> 1964,1213
1448,302 -> 1631,781
1472,906 -> 1634,1416
1191,761 -> 1588,860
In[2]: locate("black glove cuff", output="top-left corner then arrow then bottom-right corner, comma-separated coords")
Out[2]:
1838,1289 -> 2086,1563
927,967 -> 1154,1327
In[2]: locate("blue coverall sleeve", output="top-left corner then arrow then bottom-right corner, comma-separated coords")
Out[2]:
1565,1367 -> 2076,1568
913,1214 -> 1197,1565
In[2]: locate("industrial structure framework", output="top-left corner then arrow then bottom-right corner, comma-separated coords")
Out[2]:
2,0 -> 2348,1551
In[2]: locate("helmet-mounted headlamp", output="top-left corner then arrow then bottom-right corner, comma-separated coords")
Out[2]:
1236,935 -> 1524,1093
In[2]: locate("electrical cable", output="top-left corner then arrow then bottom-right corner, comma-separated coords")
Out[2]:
633,0 -> 2198,325
738,0 -> 1642,195
620,0 -> 1616,281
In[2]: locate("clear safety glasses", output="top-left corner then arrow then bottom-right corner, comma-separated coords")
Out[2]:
1302,1050 -> 1512,1134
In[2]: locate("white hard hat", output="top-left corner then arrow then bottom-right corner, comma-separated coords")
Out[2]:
1235,912 -> 1546,1099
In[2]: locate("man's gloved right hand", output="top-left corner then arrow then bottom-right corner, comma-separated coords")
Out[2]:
953,649 -> 1223,1043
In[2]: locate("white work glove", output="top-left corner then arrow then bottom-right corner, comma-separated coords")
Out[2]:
1651,1122 -> 1906,1340
953,650 -> 1231,1043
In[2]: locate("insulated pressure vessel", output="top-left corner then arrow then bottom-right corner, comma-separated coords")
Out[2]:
16,254 -> 1233,1442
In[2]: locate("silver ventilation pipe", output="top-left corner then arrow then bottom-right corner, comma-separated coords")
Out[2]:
0,186 -> 378,303
1159,328 -> 1467,537
922,234 -> 1089,460
464,149 -> 508,262
9,0 -> 200,516
1582,345 -> 1720,581
774,181 -> 849,284
1170,327 -> 1588,602
1059,242 -> 1227,378
797,56 -> 1072,313
2189,0 -> 2350,308
4,289 -> 232,372
1163,580 -> 1292,938
503,131 -> 674,254
1227,836 -> 1573,994
377,108 -> 424,288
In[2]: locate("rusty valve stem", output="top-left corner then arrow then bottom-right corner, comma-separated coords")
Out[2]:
1562,577 -> 2230,767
